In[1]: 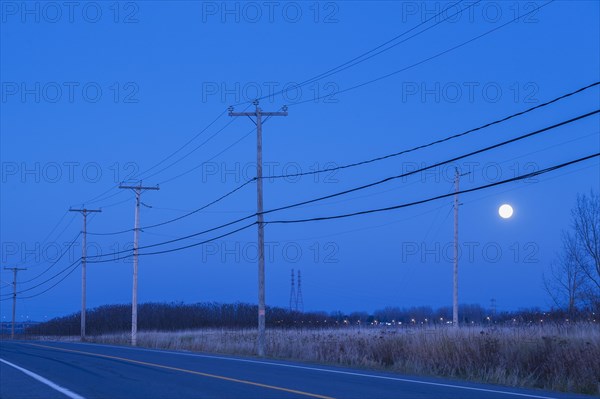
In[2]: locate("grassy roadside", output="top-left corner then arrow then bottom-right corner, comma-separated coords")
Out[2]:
56,324 -> 600,395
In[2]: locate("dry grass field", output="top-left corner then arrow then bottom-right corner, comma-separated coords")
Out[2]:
74,324 -> 600,395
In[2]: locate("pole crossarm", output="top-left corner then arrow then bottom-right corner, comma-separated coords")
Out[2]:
118,184 -> 160,192
229,111 -> 289,117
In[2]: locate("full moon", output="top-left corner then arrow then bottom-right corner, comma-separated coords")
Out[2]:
498,204 -> 514,219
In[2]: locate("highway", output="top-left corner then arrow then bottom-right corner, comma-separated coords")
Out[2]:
0,340 -> 590,399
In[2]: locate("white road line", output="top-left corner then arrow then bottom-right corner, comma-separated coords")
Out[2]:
43,342 -> 559,399
0,357 -> 86,399
153,354 -> 559,399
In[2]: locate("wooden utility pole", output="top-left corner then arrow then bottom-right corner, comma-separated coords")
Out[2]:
228,100 -> 288,356
119,183 -> 159,346
453,168 -> 460,327
69,207 -> 101,341
4,267 -> 26,339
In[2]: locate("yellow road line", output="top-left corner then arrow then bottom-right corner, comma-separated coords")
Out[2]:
25,343 -> 335,399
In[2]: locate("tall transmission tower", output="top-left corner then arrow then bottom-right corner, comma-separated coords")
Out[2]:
4,267 -> 26,339
289,268 -> 296,311
228,100 -> 288,357
119,183 -> 159,346
296,270 -> 304,313
69,207 -> 101,341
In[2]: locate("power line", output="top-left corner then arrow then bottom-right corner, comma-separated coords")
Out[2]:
288,1 -> 552,107
263,82 -> 599,180
265,153 -> 599,225
19,262 -> 81,300
259,110 -> 599,218
87,178 -> 256,236
78,2 -> 469,206
139,222 -> 257,257
81,106 -> 251,208
87,222 -> 257,263
86,125 -> 263,236
87,212 -> 255,259
98,196 -> 133,209
85,109 -> 598,261
57,0 -> 549,213
136,109 -> 229,179
73,2 -> 443,208
39,210 -> 70,244
88,153 -> 599,264
153,105 -> 277,187
80,109 -> 228,207
145,178 -> 256,229
245,0 -> 475,105
7,222 -> 256,301
84,83 -> 598,238
12,211 -> 77,269
157,126 -> 256,185
4,258 -> 82,296
18,232 -> 82,284
63,0 -> 546,211
140,109 -> 246,182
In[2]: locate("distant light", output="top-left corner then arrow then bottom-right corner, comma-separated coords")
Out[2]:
498,204 -> 514,219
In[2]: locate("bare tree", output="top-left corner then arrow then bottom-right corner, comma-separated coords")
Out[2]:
544,234 -> 588,316
570,191 -> 600,291
545,191 -> 600,313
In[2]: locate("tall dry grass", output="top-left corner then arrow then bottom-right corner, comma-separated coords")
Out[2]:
87,324 -> 599,394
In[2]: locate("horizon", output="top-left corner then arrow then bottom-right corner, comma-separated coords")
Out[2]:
5,299 -> 589,326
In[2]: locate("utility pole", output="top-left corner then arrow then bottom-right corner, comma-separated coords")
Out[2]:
69,207 -> 101,341
453,168 -> 460,328
229,100 -> 288,356
119,183 -> 159,346
4,267 -> 26,339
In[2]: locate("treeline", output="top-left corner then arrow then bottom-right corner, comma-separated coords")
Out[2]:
25,302 -> 598,336
27,302 -> 323,336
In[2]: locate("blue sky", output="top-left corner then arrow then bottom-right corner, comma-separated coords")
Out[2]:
1,1 -> 599,321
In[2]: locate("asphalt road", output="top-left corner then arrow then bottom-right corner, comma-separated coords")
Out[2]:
0,340 -> 591,399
